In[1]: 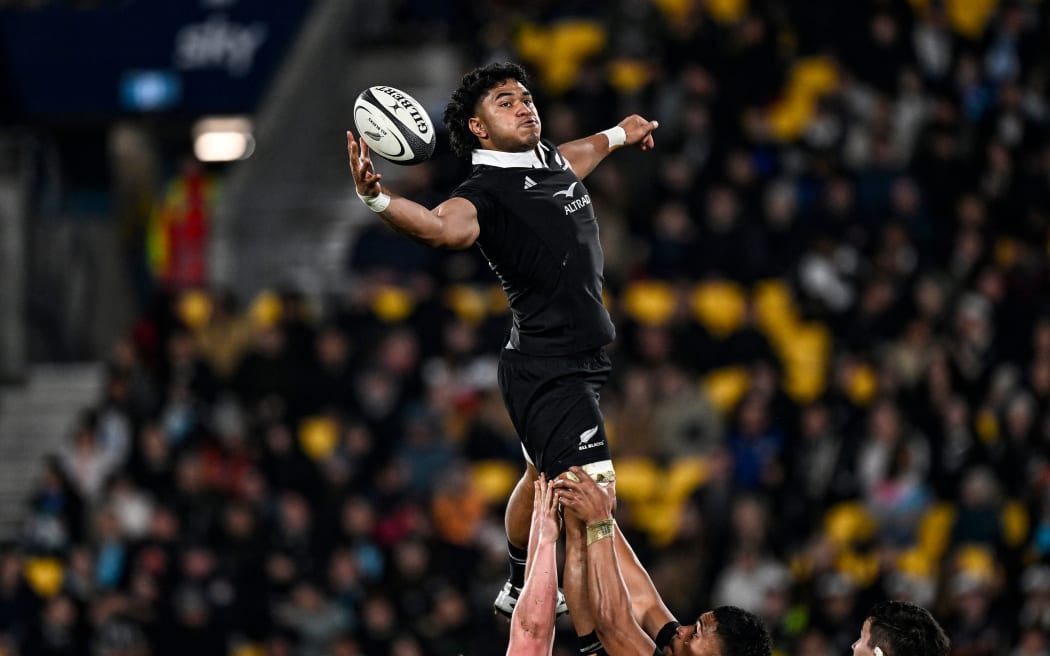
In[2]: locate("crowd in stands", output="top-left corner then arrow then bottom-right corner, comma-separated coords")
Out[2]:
4,0 -> 1050,654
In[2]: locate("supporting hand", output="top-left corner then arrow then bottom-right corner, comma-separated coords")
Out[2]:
346,131 -> 384,197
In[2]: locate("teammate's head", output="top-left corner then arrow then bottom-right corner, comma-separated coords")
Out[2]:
444,62 -> 537,157
669,607 -> 772,656
852,601 -> 950,656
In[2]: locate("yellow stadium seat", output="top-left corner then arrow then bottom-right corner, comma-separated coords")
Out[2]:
665,456 -> 709,503
702,367 -> 750,415
623,280 -> 678,327
177,289 -> 212,330
835,550 -> 879,588
917,503 -> 956,560
690,280 -> 747,338
975,408 -> 999,444
471,460 -> 520,504
24,557 -> 64,598
515,20 -> 607,94
954,544 -> 997,581
705,0 -> 748,24
632,499 -> 685,547
823,502 -> 876,548
752,279 -> 798,338
945,0 -> 999,39
1002,500 -> 1029,548
783,367 -> 826,404
298,416 -> 339,461
249,290 -> 282,327
897,547 -> 935,578
652,0 -> 693,21
845,363 -> 878,407
767,57 -> 840,141
609,58 -> 653,95
613,457 -> 662,504
780,323 -> 831,402
371,285 -> 415,323
445,284 -> 488,325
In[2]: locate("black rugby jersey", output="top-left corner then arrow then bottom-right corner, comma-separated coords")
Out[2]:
452,139 -> 615,356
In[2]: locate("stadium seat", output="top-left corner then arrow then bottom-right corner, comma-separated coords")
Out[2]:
702,367 -> 750,415
690,280 -> 747,338
471,460 -> 520,504
623,280 -> 678,327
611,456 -> 662,504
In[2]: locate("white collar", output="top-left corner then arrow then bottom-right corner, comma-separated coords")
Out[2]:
471,142 -> 549,169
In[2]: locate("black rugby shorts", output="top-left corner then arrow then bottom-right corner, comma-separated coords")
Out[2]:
497,347 -> 613,479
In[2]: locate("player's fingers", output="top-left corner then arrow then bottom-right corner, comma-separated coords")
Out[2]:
347,133 -> 359,164
551,478 -> 580,492
546,480 -> 558,512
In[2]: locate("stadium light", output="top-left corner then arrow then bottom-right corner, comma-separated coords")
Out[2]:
192,116 -> 255,162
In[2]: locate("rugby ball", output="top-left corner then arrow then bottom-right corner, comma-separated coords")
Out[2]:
353,85 -> 436,165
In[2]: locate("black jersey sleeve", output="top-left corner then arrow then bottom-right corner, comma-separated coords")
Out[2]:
451,177 -> 496,241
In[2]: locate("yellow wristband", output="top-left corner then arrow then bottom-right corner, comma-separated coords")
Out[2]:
586,519 -> 615,545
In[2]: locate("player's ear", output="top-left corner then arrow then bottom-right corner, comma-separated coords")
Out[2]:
468,116 -> 487,139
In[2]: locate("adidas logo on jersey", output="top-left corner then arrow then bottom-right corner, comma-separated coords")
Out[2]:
523,176 -> 537,189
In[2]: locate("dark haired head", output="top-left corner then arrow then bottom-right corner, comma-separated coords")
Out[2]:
443,62 -> 530,157
867,601 -> 950,656
712,606 -> 772,656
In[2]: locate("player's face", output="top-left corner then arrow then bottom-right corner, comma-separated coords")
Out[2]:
667,611 -> 723,656
851,619 -> 878,656
472,80 -> 541,153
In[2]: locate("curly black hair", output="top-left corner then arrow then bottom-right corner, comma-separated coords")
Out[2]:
868,601 -> 950,656
712,606 -> 773,656
443,62 -> 530,158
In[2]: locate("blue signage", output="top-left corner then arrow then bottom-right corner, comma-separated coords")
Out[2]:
0,0 -> 309,119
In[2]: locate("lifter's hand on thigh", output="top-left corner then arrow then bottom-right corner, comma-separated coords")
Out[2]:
553,467 -> 615,525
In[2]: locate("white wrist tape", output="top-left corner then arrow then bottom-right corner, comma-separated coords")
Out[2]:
599,126 -> 626,149
357,190 -> 391,213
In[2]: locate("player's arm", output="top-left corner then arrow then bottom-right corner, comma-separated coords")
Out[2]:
556,115 -> 659,179
507,476 -> 560,656
555,469 -> 659,655
347,132 -> 480,249
615,529 -> 677,641
564,484 -> 675,654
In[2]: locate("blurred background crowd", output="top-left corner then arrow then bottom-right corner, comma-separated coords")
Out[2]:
3,0 -> 1050,655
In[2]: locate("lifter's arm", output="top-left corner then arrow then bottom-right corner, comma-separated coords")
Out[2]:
507,476 -> 560,656
347,132 -> 480,249
615,529 -> 676,640
556,115 -> 659,180
556,469 -> 660,655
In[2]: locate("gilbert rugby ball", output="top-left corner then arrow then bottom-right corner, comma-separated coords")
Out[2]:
353,85 -> 436,165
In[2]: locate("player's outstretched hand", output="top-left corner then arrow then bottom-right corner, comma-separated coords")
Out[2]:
618,115 -> 659,151
346,130 -> 383,197
553,467 -> 615,525
532,475 -> 561,546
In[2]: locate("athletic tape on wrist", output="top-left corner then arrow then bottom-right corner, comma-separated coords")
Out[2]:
357,191 -> 391,213
599,126 -> 626,149
586,519 -> 615,545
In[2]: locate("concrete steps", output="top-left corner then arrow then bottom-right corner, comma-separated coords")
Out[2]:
0,363 -> 104,541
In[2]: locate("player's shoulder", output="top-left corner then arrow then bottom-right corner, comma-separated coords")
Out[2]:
538,140 -> 574,173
